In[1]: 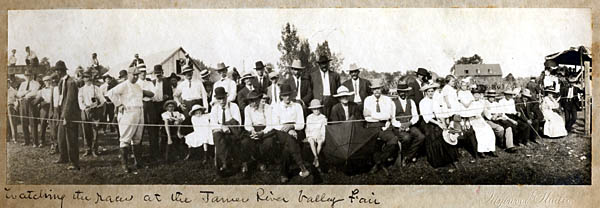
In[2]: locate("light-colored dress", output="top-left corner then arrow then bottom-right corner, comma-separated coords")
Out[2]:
185,114 -> 214,147
305,113 -> 327,143
467,100 -> 496,152
457,90 -> 475,117
441,85 -> 461,117
541,96 -> 568,138
432,89 -> 449,119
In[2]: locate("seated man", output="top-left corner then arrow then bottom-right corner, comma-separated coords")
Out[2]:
363,79 -> 400,175
483,90 -> 516,153
329,86 -> 362,122
516,89 -> 543,145
391,81 -> 425,167
210,87 -> 242,173
499,89 -> 531,146
240,91 -> 277,176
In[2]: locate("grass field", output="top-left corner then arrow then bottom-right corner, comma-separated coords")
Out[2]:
6,112 -> 590,185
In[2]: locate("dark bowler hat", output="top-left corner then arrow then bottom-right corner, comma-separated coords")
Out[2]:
167,73 -> 181,81
52,60 -> 68,72
396,81 -> 412,92
317,55 -> 332,63
154,65 -> 163,73
214,87 -> 228,99
246,90 -> 263,101
416,68 -> 429,76
279,84 -> 295,96
254,61 -> 266,69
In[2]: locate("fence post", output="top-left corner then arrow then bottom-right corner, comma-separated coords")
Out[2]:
583,61 -> 591,136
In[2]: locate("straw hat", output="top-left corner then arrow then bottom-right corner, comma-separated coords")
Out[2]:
307,99 -> 324,109
346,63 -> 361,72
163,100 -> 177,110
521,89 -> 533,98
370,79 -> 385,89
485,90 -> 498,97
181,65 -> 194,74
420,83 -> 440,91
288,59 -> 305,69
199,69 -> 210,78
189,104 -> 206,116
240,73 -> 255,82
215,62 -> 229,71
442,130 -> 458,145
333,86 -> 355,97
396,81 -> 412,92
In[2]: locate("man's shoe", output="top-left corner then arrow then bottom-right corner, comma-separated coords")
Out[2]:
505,147 -> 517,153
67,165 -> 80,171
477,153 -> 486,158
241,162 -> 249,174
487,152 -> 499,157
21,142 -> 30,146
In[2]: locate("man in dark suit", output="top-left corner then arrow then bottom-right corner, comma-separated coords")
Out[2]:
54,60 -> 82,170
561,77 -> 582,132
150,65 -> 173,162
284,59 -> 313,110
515,89 -> 541,145
526,76 -> 542,100
329,86 -> 362,122
406,68 -> 429,108
311,55 -> 341,117
251,61 -> 271,94
236,73 -> 256,122
342,63 -> 371,107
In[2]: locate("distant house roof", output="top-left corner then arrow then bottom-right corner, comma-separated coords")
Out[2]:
452,64 -> 502,77
106,47 -> 188,77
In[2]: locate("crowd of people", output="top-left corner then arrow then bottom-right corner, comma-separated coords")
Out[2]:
6,52 -> 583,183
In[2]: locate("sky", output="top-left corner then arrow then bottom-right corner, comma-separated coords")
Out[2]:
8,8 -> 591,77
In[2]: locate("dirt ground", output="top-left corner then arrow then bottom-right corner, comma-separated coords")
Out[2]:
6,112 -> 590,185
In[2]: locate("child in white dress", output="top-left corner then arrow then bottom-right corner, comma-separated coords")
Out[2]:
305,99 -> 327,168
184,104 -> 213,163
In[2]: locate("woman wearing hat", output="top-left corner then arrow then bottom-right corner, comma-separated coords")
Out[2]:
240,91 -> 277,174
541,87 -> 567,138
419,83 -> 459,169
329,86 -> 361,122
160,100 -> 186,162
183,104 -> 213,163
465,86 -> 498,158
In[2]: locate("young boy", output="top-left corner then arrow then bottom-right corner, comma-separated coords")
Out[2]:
305,99 -> 327,168
161,100 -> 185,162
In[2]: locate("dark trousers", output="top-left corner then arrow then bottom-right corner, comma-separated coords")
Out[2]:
506,115 -> 531,145
276,130 -> 305,176
153,101 -> 166,158
239,127 -> 276,163
459,129 -> 478,157
213,131 -> 235,166
394,126 -> 425,160
7,104 -> 18,141
39,104 -> 52,145
57,121 -> 80,166
368,125 -> 399,165
81,108 -> 102,152
142,101 -> 159,159
19,99 -> 39,145
563,100 -> 578,132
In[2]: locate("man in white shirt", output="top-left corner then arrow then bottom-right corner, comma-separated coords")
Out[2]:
17,69 -> 41,147
240,91 -> 276,176
271,84 -> 310,183
212,62 -> 237,104
210,87 -> 242,173
498,90 -> 529,147
562,77 -> 581,132
363,79 -> 399,175
483,90 -> 516,153
35,75 -> 56,148
7,79 -> 19,143
8,49 -> 16,66
266,72 -> 281,104
107,66 -> 154,173
174,65 -> 209,114
136,64 -> 162,162
342,64 -> 372,106
78,70 -> 105,157
391,81 -> 424,167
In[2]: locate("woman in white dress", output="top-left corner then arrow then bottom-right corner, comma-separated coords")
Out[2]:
457,77 -> 475,117
541,88 -> 568,138
466,86 -> 498,157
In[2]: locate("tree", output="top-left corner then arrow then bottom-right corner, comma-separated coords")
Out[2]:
277,23 -> 301,71
504,73 -> 516,82
314,40 -> 344,73
455,54 -> 483,65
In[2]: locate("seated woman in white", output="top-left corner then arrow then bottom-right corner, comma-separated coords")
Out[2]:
541,88 -> 568,138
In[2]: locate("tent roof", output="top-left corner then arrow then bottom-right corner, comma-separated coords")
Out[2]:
105,47 -> 186,77
545,46 -> 592,66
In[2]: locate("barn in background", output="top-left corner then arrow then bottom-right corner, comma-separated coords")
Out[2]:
451,64 -> 503,84
106,47 -> 204,80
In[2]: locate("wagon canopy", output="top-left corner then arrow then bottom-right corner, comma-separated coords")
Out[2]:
545,46 -> 592,66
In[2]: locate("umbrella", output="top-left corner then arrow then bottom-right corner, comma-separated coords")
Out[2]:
323,121 -> 379,174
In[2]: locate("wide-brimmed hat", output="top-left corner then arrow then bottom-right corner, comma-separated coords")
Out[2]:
503,89 -> 517,95
307,99 -> 324,109
153,65 -> 163,73
240,73 -> 255,82
214,87 -> 227,99
119,70 -> 128,78
279,83 -> 295,96
416,68 -> 429,76
521,89 -> 533,98
316,55 -> 332,63
246,90 -> 263,101
288,59 -> 305,69
52,60 -> 67,72
269,71 -> 279,79
215,62 -> 229,71
370,79 -> 385,89
333,86 -> 355,97
181,65 -> 194,74
128,66 -> 141,75
346,63 -> 361,72
442,129 -> 458,145
189,104 -> 206,116
396,81 -> 412,92
485,90 -> 498,97
420,83 -> 440,91
167,73 -> 181,81
137,63 -> 147,70
199,69 -> 210,78
254,61 -> 266,69
163,100 -> 177,110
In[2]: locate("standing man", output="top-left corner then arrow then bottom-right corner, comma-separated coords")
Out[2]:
236,73 -> 256,119
54,60 -> 81,170
266,72 -> 282,104
342,64 -> 371,107
78,70 -> 105,157
8,49 -> 17,66
329,86 -> 362,122
391,81 -> 425,167
210,87 -> 242,173
118,70 -> 128,83
363,79 -> 400,175
129,53 -> 144,68
526,76 -> 542,100
34,75 -> 56,148
99,75 -> 118,133
25,46 -> 39,66
253,61 -> 271,94
90,53 -> 100,71
311,55 -> 341,117
17,69 -> 41,147
284,59 -> 313,109
174,65 -> 208,115
406,68 -> 429,107
107,66 -> 154,173
212,62 -> 237,104
561,77 -> 581,133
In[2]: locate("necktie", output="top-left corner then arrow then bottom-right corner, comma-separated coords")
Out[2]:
50,87 -> 54,106
221,107 -> 226,124
189,80 -> 191,88
354,81 -> 359,100
344,106 -> 349,120
26,81 -> 30,91
376,98 -> 381,113
171,112 -> 174,118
